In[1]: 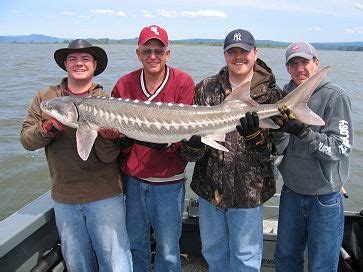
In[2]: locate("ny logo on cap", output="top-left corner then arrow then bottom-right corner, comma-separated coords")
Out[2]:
233,33 -> 241,41
150,26 -> 160,35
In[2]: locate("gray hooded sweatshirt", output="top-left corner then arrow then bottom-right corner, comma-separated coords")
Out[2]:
274,77 -> 353,195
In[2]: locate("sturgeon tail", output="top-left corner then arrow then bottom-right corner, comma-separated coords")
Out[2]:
278,66 -> 330,126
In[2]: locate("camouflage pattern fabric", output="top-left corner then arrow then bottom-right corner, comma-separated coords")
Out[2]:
180,59 -> 283,208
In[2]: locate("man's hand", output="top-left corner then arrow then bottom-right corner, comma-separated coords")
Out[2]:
237,112 -> 260,137
185,135 -> 204,150
270,105 -> 293,126
42,118 -> 64,138
278,120 -> 310,139
237,112 -> 266,146
98,128 -> 124,140
272,105 -> 310,139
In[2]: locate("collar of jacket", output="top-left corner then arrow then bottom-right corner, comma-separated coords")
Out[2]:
58,77 -> 104,96
218,58 -> 276,98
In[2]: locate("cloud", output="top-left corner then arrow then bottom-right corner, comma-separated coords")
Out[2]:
141,10 -> 154,18
194,0 -> 357,15
308,26 -> 323,32
116,11 -> 127,17
62,11 -> 74,16
90,9 -> 127,17
345,26 -> 363,33
355,2 -> 363,9
91,9 -> 115,15
78,15 -> 90,19
156,9 -> 227,18
181,10 -> 227,18
157,9 -> 178,17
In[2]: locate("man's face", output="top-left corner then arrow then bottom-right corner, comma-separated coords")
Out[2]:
286,57 -> 320,85
64,52 -> 96,81
224,47 -> 257,79
136,39 -> 170,76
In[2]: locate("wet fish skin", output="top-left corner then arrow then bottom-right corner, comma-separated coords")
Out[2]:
40,66 -> 330,160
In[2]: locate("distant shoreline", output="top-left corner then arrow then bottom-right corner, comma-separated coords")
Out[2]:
4,40 -> 363,52
1,34 -> 362,52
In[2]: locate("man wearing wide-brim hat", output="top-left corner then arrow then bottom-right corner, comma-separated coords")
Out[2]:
20,39 -> 133,271
54,39 -> 108,77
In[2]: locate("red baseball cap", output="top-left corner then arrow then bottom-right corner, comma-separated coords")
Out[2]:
138,25 -> 169,47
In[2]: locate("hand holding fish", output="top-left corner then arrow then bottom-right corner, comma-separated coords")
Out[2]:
237,112 -> 266,146
272,106 -> 310,139
98,127 -> 125,140
98,127 -> 168,149
278,120 -> 309,139
237,111 -> 260,137
42,117 -> 64,138
184,135 -> 204,150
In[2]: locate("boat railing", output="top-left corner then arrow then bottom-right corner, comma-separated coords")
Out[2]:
0,191 -> 61,271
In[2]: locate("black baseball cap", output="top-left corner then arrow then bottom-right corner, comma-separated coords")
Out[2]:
223,29 -> 256,52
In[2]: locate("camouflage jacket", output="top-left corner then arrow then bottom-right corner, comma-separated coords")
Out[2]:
180,59 -> 283,208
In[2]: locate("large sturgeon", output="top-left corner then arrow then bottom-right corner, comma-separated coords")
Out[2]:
41,66 -> 330,161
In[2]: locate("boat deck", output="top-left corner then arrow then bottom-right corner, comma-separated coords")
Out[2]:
0,192 -> 282,271
181,255 -> 207,271
3,192 -> 360,271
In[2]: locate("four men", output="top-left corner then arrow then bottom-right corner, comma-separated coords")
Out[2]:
21,28 -> 353,271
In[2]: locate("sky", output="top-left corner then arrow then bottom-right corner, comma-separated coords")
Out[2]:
1,0 -> 363,43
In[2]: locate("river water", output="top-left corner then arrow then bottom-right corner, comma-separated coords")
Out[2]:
0,44 -> 362,220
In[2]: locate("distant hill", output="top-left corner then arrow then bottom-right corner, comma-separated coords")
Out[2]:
311,42 -> 363,51
0,34 -> 65,43
0,34 -> 362,51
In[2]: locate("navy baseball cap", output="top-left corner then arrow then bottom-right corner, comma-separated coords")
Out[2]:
223,29 -> 256,52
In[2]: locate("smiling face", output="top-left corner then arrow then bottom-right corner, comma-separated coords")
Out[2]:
136,39 -> 170,76
64,52 -> 97,82
224,47 -> 257,82
286,57 -> 320,85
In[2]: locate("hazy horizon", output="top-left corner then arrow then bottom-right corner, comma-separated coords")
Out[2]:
1,0 -> 363,43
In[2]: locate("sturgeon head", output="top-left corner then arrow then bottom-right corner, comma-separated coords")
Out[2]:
40,96 -> 81,129
41,96 -> 100,161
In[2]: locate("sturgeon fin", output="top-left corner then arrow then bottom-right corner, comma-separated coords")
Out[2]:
209,133 -> 225,142
224,81 -> 258,106
292,107 -> 324,125
201,134 -> 229,152
76,122 -> 98,161
260,118 -> 280,129
278,66 -> 330,126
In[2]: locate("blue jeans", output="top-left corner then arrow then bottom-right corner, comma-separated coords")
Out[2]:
125,175 -> 185,272
198,197 -> 263,272
54,194 -> 133,272
275,185 -> 344,272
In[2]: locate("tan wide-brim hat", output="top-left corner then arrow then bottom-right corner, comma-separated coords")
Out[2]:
54,39 -> 108,76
